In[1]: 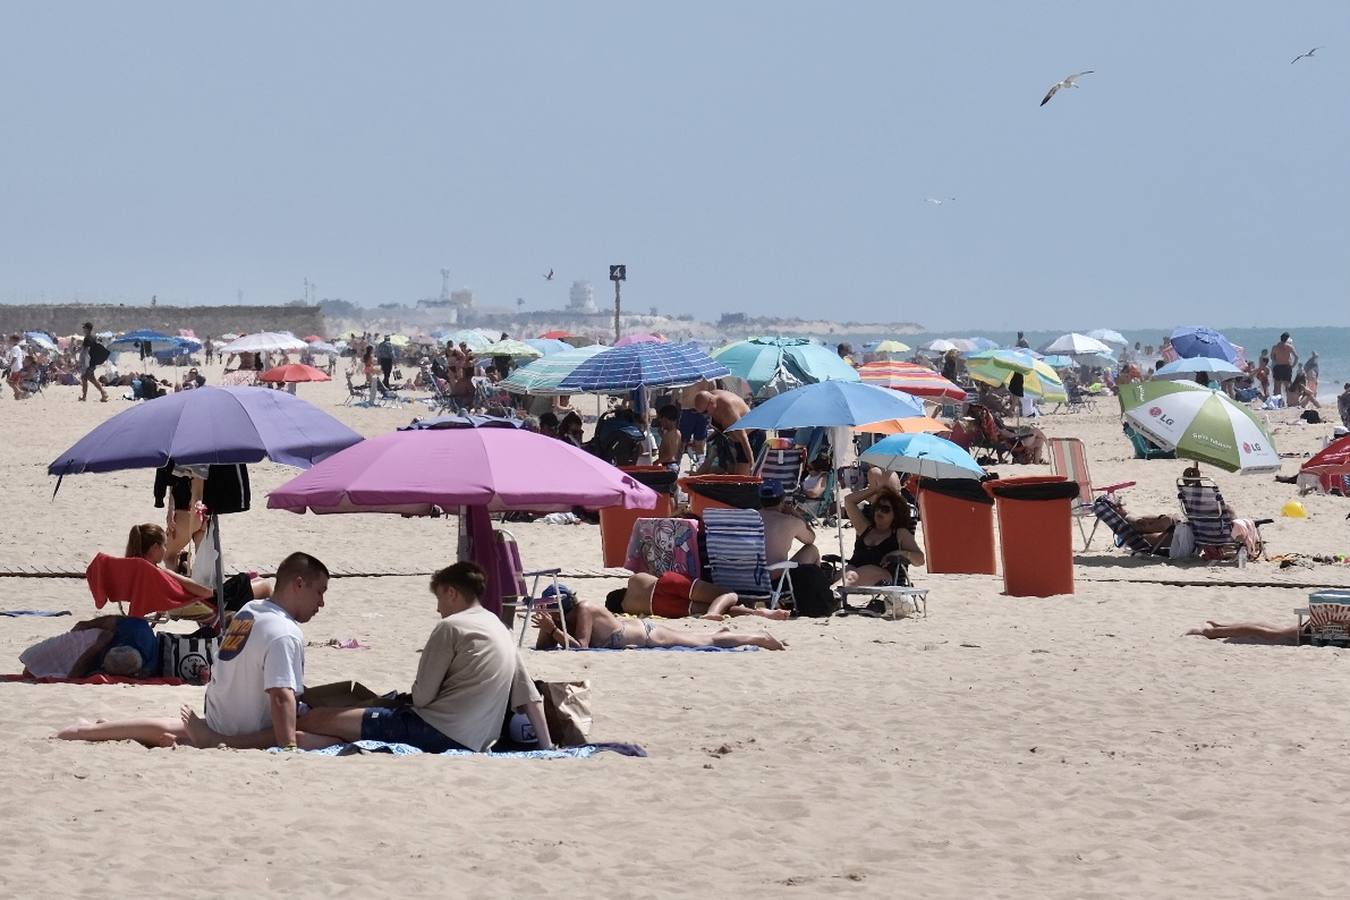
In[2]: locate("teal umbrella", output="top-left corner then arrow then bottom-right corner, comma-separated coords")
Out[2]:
498,344 -> 607,394
712,337 -> 859,398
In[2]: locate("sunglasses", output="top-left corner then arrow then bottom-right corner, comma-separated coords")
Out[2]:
875,505 -> 894,514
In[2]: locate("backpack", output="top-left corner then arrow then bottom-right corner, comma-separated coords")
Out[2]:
788,564 -> 839,617
87,340 -> 110,366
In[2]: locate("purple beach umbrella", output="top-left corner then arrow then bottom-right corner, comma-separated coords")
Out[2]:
48,386 -> 363,476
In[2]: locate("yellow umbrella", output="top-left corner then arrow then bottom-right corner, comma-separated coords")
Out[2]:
387,334 -> 411,347
872,339 -> 912,354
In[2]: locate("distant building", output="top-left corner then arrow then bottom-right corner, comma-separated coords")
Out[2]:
568,280 -> 596,314
451,288 -> 475,310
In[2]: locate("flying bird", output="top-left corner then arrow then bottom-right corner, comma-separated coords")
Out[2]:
923,197 -> 955,205
543,268 -> 554,281
1040,70 -> 1094,106
1291,47 -> 1321,64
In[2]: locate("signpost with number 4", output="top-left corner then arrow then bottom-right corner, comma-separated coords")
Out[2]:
609,264 -> 626,342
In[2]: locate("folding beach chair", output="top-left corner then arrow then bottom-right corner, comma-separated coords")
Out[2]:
1090,496 -> 1171,558
1176,476 -> 1263,566
829,554 -> 929,619
755,443 -> 806,496
700,507 -> 795,610
493,529 -> 566,646
1123,423 -> 1176,460
1296,590 -> 1350,647
342,372 -> 368,407
1049,437 -> 1135,549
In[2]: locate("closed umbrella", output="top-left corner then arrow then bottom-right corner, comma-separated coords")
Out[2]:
1118,380 -> 1278,474
1168,327 -> 1239,364
712,337 -> 859,398
859,433 -> 984,480
857,361 -> 965,401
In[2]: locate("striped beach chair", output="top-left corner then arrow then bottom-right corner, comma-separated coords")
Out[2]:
1049,437 -> 1135,549
700,508 -> 795,609
1176,477 -> 1253,566
1091,496 -> 1170,557
1297,590 -> 1350,646
754,443 -> 806,497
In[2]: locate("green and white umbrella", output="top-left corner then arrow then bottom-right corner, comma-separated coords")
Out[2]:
497,344 -> 607,394
1118,380 -> 1278,474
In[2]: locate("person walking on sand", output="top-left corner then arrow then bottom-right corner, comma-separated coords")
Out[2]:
78,322 -> 109,403
1270,332 -> 1298,399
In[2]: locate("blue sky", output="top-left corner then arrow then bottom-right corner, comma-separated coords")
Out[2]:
1,1 -> 1346,329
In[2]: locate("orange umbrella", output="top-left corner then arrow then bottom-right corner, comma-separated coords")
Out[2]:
258,364 -> 331,384
858,360 -> 966,401
302,334 -> 324,343
854,416 -> 950,436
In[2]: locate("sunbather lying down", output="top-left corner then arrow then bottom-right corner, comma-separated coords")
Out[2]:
534,592 -> 785,651
606,572 -> 789,622
1186,621 -> 1303,644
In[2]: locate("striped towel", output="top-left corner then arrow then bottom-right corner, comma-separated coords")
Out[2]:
702,508 -> 769,595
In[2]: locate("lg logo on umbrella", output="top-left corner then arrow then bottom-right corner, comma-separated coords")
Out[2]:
1149,406 -> 1161,417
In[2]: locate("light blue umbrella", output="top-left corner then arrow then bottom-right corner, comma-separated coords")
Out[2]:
1154,357 -> 1244,381
712,337 -> 859,398
525,338 -> 572,356
24,331 -> 58,351
729,381 -> 924,432
498,344 -> 608,394
859,433 -> 985,480
966,336 -> 999,351
1041,354 -> 1075,368
557,342 -> 729,393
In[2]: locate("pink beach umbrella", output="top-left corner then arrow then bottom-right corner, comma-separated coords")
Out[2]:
613,332 -> 667,348
268,427 -> 658,515
268,427 -> 658,614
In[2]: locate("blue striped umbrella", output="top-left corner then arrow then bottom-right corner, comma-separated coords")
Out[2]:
498,344 -> 608,394
556,342 -> 729,393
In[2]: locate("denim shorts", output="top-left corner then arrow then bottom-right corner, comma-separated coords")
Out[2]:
361,706 -> 469,753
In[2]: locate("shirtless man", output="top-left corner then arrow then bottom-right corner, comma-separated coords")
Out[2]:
675,380 -> 715,460
1270,332 -> 1299,399
693,388 -> 754,475
655,404 -> 684,467
532,593 -> 785,651
758,482 -> 819,565
605,572 -> 789,621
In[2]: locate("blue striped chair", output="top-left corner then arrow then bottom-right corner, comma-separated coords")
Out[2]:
700,508 -> 795,610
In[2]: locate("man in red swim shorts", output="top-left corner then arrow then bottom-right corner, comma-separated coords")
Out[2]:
605,572 -> 789,621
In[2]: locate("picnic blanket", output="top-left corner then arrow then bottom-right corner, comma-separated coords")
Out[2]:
270,740 -> 647,758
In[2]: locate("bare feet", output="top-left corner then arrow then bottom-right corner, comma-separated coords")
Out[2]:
755,632 -> 787,651
759,608 -> 791,621
701,613 -> 725,621
179,704 -> 221,749
1184,620 -> 1222,638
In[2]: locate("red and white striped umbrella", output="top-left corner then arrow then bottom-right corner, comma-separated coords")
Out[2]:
857,361 -> 965,401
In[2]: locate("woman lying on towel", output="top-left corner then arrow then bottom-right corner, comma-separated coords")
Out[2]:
534,587 -> 786,651
1185,621 -> 1303,644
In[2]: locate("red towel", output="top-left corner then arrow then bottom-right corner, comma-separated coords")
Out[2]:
85,553 -> 199,618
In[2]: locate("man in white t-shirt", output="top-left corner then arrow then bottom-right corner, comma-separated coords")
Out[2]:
197,552 -> 329,748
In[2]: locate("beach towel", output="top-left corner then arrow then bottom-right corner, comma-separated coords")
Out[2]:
0,610 -> 71,617
85,553 -> 198,617
2,673 -> 187,685
566,644 -> 760,653
270,740 -> 647,758
624,517 -> 701,577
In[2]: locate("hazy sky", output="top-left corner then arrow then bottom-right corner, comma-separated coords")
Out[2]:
1,1 -> 1346,329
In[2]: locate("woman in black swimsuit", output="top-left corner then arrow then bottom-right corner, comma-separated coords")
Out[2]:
842,470 -> 925,588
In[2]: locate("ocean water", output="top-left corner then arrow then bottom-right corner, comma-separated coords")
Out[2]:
839,326 -> 1350,403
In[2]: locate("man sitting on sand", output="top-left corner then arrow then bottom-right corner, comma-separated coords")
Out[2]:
185,562 -> 555,753
604,572 -> 789,621
533,589 -> 785,651
58,551 -> 330,748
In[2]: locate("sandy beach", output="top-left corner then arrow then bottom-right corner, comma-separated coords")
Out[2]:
4,369 -> 1350,899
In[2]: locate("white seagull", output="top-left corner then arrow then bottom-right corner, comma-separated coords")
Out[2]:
924,197 -> 955,205
1040,70 -> 1094,106
1291,46 -> 1321,64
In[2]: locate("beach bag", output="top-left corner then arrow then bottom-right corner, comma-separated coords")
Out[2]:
540,680 -> 592,746
788,564 -> 838,617
87,340 -> 110,366
1170,521 -> 1195,560
159,633 -> 219,684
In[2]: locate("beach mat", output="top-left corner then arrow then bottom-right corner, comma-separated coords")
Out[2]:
272,740 -> 647,759
2,674 -> 187,686
0,610 -> 72,618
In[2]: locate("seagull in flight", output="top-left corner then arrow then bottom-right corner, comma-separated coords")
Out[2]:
543,268 -> 554,281
1291,46 -> 1321,64
923,197 -> 955,205
1040,70 -> 1094,106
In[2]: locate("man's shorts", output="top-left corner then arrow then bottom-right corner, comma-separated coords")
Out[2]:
361,706 -> 469,753
651,571 -> 696,618
679,409 -> 709,442
1272,364 -> 1293,384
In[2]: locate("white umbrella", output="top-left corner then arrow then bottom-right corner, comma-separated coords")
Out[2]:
307,341 -> 341,355
219,332 -> 308,354
1043,332 -> 1114,356
921,339 -> 960,353
1087,328 -> 1128,347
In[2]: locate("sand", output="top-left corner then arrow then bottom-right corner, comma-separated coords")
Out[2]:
3,368 -> 1350,898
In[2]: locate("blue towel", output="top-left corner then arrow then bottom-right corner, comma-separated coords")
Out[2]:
0,610 -> 72,617
271,741 -> 647,758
